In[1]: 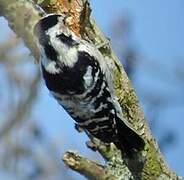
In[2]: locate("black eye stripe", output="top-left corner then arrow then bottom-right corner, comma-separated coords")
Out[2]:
56,33 -> 72,42
56,33 -> 78,46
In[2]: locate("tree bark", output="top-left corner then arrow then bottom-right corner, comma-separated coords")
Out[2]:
0,0 -> 182,179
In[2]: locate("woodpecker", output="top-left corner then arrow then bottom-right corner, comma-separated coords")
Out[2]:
33,14 -> 144,155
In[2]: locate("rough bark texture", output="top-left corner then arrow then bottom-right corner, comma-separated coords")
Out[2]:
0,0 -> 182,179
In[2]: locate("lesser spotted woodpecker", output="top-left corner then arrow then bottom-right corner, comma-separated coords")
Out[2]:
34,14 -> 144,154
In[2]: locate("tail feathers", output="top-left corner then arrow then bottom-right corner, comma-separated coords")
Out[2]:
115,118 -> 145,156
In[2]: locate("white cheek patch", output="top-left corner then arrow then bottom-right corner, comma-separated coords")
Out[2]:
49,35 -> 78,68
46,24 -> 78,68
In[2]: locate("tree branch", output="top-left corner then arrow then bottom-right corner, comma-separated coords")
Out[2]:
63,151 -> 114,180
0,0 -> 182,179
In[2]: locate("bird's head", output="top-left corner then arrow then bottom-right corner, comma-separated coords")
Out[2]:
34,13 -> 79,47
33,14 -> 80,67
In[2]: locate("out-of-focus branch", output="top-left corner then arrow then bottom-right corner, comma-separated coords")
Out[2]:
0,0 -> 182,179
0,35 -> 20,61
0,70 -> 40,139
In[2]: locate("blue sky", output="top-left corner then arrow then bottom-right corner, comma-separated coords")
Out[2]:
92,0 -> 184,59
0,0 -> 184,178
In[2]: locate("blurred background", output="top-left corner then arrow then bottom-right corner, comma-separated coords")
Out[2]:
0,0 -> 184,179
